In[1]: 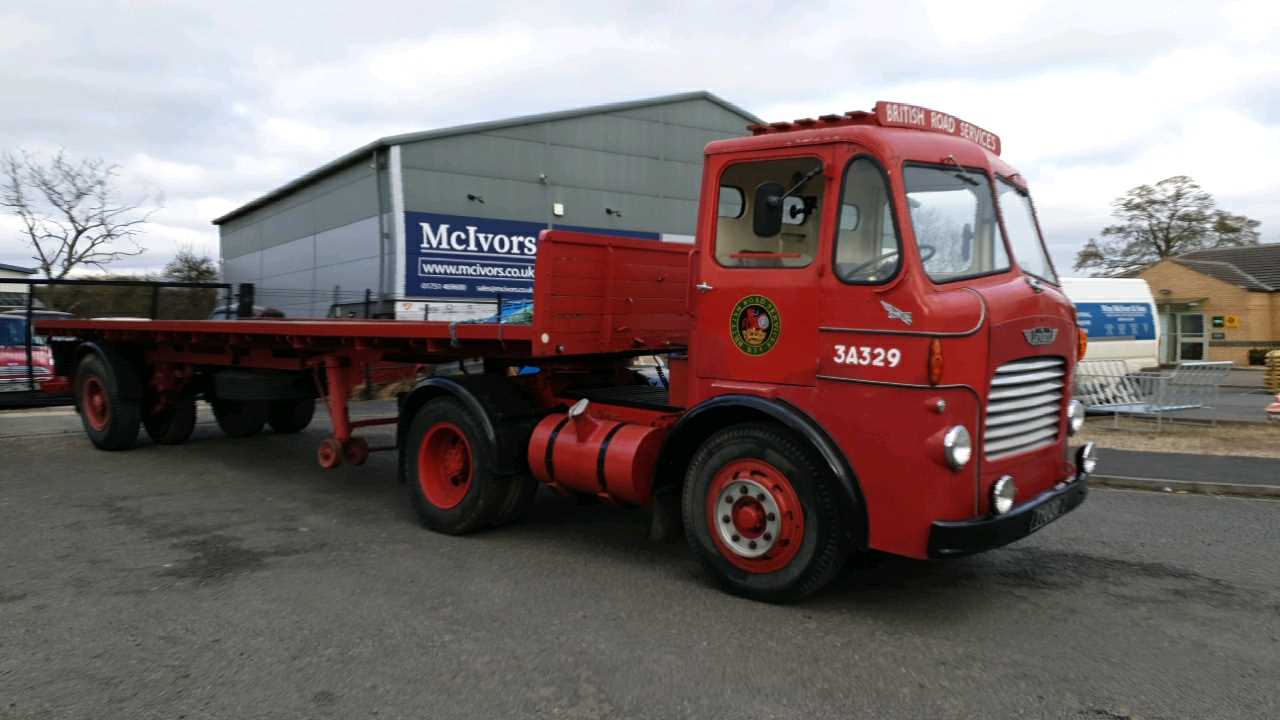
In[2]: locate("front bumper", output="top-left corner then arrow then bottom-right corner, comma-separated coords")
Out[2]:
927,476 -> 1088,558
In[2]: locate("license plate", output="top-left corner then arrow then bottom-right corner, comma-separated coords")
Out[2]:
1028,497 -> 1066,532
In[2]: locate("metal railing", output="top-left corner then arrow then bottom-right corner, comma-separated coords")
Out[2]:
1075,360 -> 1234,430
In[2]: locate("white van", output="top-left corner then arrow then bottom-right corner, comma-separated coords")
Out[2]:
1060,277 -> 1160,373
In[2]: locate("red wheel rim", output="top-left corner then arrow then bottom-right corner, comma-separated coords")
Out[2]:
706,459 -> 805,574
418,422 -> 473,509
82,375 -> 110,432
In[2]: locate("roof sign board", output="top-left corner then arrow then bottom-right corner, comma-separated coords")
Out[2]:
874,101 -> 1001,155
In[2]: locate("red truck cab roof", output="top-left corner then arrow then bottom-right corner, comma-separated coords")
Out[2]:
707,101 -> 1025,187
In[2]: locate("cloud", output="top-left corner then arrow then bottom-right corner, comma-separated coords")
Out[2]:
1,0 -> 1277,281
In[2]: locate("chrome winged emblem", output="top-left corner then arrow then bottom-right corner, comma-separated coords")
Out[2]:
1023,327 -> 1058,346
880,300 -> 913,326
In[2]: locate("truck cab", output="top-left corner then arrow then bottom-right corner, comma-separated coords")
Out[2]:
680,102 -> 1090,567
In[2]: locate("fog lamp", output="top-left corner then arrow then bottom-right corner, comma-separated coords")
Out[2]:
1076,442 -> 1097,478
1067,399 -> 1085,435
942,425 -> 971,471
992,475 -> 1017,515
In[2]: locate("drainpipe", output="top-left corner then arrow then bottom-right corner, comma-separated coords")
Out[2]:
373,149 -> 387,301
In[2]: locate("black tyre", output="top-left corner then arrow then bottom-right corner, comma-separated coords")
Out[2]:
212,399 -> 268,438
143,397 -> 197,445
268,398 -> 316,434
73,351 -> 142,451
404,397 -> 508,534
488,473 -> 539,528
682,423 -> 851,603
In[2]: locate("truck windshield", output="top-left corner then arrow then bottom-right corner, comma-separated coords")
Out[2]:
996,178 -> 1058,283
904,165 -> 1009,283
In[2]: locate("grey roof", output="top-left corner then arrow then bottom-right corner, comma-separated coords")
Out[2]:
213,91 -> 762,226
1175,244 -> 1280,291
0,263 -> 36,274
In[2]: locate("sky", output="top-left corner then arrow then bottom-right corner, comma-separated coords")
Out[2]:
2,0 -> 1278,278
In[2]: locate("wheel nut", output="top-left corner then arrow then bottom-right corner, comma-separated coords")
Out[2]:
722,515 -> 731,523
731,534 -> 740,542
756,493 -> 766,501
763,533 -> 772,541
766,512 -> 776,521
739,486 -> 748,495
748,541 -> 757,549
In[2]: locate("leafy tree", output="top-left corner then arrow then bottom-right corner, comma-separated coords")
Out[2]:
1073,175 -> 1261,277
1,150 -> 158,278
163,247 -> 219,283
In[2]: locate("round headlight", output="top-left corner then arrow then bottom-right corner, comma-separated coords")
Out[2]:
1067,399 -> 1085,435
942,425 -> 972,471
992,475 -> 1017,515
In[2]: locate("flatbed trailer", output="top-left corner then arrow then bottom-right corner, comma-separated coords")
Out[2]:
38,101 -> 1095,602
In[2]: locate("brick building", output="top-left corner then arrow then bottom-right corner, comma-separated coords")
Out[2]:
1137,244 -> 1280,365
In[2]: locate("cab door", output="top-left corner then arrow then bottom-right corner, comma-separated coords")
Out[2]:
692,149 -> 835,388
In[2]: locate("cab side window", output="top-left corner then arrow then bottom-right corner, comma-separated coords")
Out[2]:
834,158 -> 900,283
714,157 -> 824,268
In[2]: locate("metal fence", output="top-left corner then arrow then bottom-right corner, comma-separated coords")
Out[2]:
0,281 -> 525,407
1075,360 -> 1234,430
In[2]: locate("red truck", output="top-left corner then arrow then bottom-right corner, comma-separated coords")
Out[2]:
1,314 -> 55,392
39,101 -> 1094,602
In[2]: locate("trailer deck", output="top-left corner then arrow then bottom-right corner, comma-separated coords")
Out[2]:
36,230 -> 692,365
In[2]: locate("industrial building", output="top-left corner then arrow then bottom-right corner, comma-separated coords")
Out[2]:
1137,244 -> 1280,365
214,92 -> 760,318
0,263 -> 36,311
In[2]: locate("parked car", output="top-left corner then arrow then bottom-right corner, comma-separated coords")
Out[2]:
209,305 -> 286,320
0,314 -> 55,391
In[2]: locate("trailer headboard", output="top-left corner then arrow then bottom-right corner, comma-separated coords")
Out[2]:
531,230 -> 692,357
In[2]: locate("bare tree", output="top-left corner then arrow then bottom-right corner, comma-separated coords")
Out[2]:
163,246 -> 219,283
1074,175 -> 1261,277
1,149 -> 157,279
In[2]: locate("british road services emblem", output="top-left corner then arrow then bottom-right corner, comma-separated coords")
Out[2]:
730,295 -> 781,355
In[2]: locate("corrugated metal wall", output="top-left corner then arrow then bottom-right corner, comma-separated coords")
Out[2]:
220,96 -> 749,317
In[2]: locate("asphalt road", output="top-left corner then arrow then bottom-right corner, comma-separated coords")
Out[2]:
1,406 -> 1278,720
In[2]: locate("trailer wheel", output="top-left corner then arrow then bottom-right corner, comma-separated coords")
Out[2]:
682,423 -> 850,603
143,397 -> 197,445
318,438 -> 343,469
212,399 -> 268,438
74,352 -> 141,451
405,398 -> 506,534
268,398 -> 315,434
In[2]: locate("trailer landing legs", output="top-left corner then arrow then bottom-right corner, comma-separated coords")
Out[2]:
314,356 -> 397,469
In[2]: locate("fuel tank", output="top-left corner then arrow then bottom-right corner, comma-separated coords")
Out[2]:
527,400 -> 666,505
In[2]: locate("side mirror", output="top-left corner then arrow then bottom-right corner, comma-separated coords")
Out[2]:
753,182 -> 785,237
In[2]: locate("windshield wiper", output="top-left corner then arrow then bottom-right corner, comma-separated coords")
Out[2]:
943,154 -> 979,186
780,165 -> 823,200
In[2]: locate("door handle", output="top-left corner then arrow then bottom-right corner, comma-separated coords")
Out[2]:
695,282 -> 714,293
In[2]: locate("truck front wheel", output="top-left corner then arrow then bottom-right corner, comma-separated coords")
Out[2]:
682,423 -> 850,603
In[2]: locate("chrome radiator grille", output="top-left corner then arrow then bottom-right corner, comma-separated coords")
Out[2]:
984,356 -> 1065,459
0,366 -> 51,378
